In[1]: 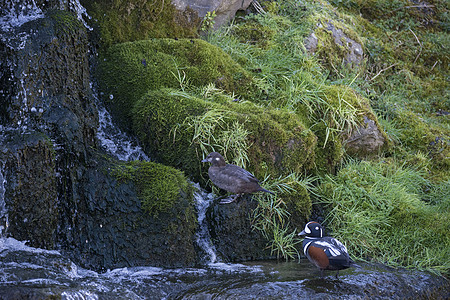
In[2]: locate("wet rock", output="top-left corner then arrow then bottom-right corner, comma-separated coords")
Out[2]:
0,10 -> 98,153
207,196 -> 273,262
0,131 -> 57,249
59,153 -> 199,271
344,116 -> 386,156
0,9 -> 199,271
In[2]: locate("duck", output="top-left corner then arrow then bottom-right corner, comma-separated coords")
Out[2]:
201,152 -> 274,204
299,221 -> 355,279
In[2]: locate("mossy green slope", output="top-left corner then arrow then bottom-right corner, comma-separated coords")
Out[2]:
81,0 -> 200,49
98,38 -> 255,130
132,88 -> 317,184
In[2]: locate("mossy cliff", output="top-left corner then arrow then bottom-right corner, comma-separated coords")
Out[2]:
0,9 -> 199,271
93,0 -> 447,274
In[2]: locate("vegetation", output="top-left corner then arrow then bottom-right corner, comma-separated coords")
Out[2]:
313,159 -> 449,273
252,173 -> 316,261
81,0 -> 200,49
110,160 -> 193,217
202,0 -> 448,274
91,0 -> 449,274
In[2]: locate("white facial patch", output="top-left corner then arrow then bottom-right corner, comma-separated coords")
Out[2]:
215,157 -> 220,161
304,225 -> 311,234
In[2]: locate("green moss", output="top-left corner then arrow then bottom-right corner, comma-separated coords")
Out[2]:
47,10 -> 84,36
132,88 -> 317,183
81,0 -> 200,49
98,38 -> 256,130
284,182 -> 312,221
232,15 -> 277,49
110,160 -> 192,217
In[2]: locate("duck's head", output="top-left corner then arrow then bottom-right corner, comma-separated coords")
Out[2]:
201,152 -> 226,167
298,221 -> 324,238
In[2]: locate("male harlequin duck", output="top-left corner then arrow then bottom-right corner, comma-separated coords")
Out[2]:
201,152 -> 274,204
299,221 -> 354,279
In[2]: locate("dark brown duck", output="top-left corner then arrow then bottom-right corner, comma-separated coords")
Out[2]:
201,152 -> 274,203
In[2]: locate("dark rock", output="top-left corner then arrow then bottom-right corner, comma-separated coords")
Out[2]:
0,131 -> 57,249
207,196 -> 273,262
59,153 -> 199,271
0,9 -> 199,271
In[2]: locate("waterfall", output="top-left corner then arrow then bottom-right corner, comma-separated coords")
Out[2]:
0,160 -> 8,237
0,0 -> 44,32
193,183 -> 218,264
96,101 -> 150,162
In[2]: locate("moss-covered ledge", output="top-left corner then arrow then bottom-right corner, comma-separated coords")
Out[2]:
96,157 -> 199,268
132,88 -> 317,184
110,159 -> 194,217
98,38 -> 256,130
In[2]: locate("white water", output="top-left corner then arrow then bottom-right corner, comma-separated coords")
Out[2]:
193,183 -> 218,264
96,102 -> 150,162
0,0 -> 91,32
0,0 -> 44,32
0,161 -> 8,236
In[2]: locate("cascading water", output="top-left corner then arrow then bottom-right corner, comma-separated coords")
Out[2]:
96,99 -> 150,162
0,159 -> 8,237
193,183 -> 218,264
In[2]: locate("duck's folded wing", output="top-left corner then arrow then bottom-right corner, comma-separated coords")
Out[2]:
223,165 -> 259,183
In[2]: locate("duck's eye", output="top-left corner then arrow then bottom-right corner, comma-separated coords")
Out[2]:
315,226 -> 319,230
215,157 -> 220,161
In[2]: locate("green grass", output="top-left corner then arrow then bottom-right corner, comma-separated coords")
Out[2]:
90,0 -> 449,273
312,159 -> 450,274
252,174 -> 316,261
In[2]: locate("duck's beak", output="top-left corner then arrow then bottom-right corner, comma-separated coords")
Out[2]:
298,230 -> 306,236
201,158 -> 208,163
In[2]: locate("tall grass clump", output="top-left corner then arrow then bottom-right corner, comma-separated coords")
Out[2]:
252,174 -> 317,261
313,159 -> 450,274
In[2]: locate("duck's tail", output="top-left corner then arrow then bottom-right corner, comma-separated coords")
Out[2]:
260,188 -> 275,195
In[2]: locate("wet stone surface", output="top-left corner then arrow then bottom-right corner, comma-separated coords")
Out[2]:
0,239 -> 448,299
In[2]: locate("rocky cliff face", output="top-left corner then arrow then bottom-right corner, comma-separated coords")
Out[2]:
0,8 -> 199,271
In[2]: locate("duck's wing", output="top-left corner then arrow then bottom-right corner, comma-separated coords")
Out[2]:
223,164 -> 260,183
313,238 -> 351,265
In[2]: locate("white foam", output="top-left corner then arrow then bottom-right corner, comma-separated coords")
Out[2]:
0,236 -> 61,255
0,1 -> 44,32
96,104 -> 150,162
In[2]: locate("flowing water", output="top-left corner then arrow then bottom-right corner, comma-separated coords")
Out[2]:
0,1 -> 449,299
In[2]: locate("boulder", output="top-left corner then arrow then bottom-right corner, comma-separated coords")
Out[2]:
345,116 -> 386,156
172,0 -> 254,29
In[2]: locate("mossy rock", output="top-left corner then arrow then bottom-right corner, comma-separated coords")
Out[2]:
132,88 -> 317,183
65,152 -> 199,270
81,0 -> 200,49
98,38 -> 256,130
110,159 -> 193,217
301,84 -> 388,172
